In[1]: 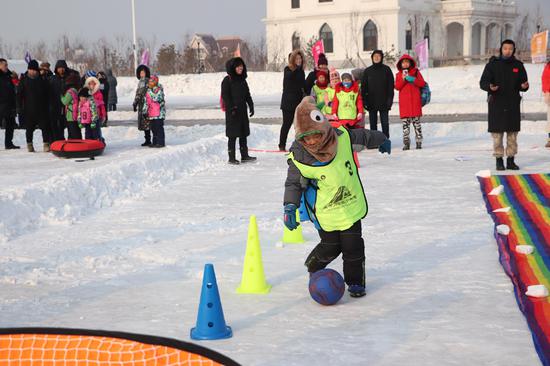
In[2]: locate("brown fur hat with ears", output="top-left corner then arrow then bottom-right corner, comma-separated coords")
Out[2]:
294,96 -> 337,162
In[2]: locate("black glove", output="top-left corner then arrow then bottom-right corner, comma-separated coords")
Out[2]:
249,105 -> 255,117
133,103 -> 138,112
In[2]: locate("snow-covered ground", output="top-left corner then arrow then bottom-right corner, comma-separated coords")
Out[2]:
110,63 -> 549,121
1,121 -> 548,365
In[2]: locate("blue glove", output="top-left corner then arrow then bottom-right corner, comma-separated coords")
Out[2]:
378,139 -> 391,155
284,204 -> 299,230
405,75 -> 416,83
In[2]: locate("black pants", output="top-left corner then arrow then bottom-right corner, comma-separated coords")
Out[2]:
151,119 -> 165,146
108,104 -> 117,112
2,116 -> 16,147
369,110 -> 390,138
279,109 -> 295,150
305,220 -> 365,287
67,121 -> 82,140
50,114 -> 66,142
26,124 -> 51,144
228,136 -> 248,157
144,130 -> 151,143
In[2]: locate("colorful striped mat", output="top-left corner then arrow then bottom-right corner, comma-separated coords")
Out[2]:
478,173 -> 550,365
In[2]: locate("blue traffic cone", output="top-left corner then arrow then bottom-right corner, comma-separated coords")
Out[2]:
190,264 -> 233,340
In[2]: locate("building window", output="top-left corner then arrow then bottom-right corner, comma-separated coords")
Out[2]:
405,21 -> 413,50
291,0 -> 300,9
363,20 -> 378,51
319,23 -> 334,53
292,32 -> 301,50
424,22 -> 430,48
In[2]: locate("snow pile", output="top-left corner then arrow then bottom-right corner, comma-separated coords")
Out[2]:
0,124 -> 280,243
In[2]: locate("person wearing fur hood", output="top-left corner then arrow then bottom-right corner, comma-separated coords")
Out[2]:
283,96 -> 390,298
279,49 -> 306,151
83,76 -> 106,142
133,64 -> 151,146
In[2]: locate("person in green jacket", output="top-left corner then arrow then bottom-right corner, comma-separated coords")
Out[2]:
60,73 -> 82,139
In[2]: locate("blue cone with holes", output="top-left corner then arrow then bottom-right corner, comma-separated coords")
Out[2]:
190,264 -> 233,340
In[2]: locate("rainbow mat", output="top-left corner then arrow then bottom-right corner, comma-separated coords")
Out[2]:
478,173 -> 550,365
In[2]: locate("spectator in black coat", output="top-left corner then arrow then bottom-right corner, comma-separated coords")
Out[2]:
17,60 -> 51,152
480,39 -> 529,171
97,71 -> 110,126
361,50 -> 394,138
221,57 -> 256,165
279,49 -> 306,151
304,53 -> 329,96
106,69 -> 118,111
0,59 -> 20,149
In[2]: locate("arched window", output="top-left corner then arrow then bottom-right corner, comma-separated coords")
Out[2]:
292,32 -> 301,50
424,22 -> 430,48
319,23 -> 334,53
363,20 -> 378,51
406,21 -> 413,50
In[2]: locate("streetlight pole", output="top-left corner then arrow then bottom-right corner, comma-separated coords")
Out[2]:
131,0 -> 138,71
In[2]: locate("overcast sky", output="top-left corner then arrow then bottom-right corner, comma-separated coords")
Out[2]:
0,0 -> 548,46
0,0 -> 267,44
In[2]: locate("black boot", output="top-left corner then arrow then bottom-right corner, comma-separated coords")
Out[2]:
416,142 -> 422,150
496,157 -> 505,171
402,144 -> 410,151
228,150 -> 240,165
506,157 -> 520,170
240,147 -> 257,163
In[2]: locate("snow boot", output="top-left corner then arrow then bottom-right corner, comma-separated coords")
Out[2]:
240,147 -> 257,163
228,150 -> 240,165
506,157 -> 520,170
496,157 -> 505,171
416,142 -> 422,150
43,143 -> 50,152
5,144 -> 20,150
27,143 -> 35,153
348,285 -> 366,298
402,144 -> 410,151
141,141 -> 151,147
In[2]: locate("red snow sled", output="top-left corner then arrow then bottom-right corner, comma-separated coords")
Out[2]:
50,139 -> 105,159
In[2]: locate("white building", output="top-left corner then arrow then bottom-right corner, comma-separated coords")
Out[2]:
264,0 -> 518,67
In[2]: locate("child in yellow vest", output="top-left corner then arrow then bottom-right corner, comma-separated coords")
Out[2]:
310,70 -> 334,116
283,97 -> 391,297
331,73 -> 364,129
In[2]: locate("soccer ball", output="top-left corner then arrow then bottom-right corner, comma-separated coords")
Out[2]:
308,269 -> 345,305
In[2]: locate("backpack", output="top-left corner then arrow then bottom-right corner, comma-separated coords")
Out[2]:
421,83 -> 431,107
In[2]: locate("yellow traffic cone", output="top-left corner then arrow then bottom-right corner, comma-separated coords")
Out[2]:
282,209 -> 305,244
236,215 -> 272,294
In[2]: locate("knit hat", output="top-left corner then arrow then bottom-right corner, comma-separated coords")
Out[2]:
316,70 -> 329,87
78,87 -> 90,98
149,74 -> 159,84
317,53 -> 328,67
294,97 -> 337,163
27,60 -> 39,71
85,70 -> 97,78
341,73 -> 353,82
39,62 -> 51,70
329,67 -> 340,88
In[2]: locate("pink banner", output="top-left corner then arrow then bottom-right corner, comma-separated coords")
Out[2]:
414,39 -> 429,70
312,40 -> 325,66
140,49 -> 150,66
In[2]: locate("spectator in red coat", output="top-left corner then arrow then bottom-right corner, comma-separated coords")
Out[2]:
395,54 -> 426,150
543,61 -> 550,148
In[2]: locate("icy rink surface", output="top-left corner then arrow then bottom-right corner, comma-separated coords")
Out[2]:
0,121 -> 548,365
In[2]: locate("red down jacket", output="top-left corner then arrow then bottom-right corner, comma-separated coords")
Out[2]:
394,54 -> 426,119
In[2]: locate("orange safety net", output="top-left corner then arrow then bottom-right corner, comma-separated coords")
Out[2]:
0,329 -> 239,366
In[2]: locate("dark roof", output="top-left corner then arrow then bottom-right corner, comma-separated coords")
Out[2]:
217,37 -> 242,55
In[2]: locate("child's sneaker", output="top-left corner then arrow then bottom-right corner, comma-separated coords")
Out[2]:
348,284 -> 366,298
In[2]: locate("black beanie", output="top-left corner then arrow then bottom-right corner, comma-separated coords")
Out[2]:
317,53 -> 328,66
27,60 -> 39,71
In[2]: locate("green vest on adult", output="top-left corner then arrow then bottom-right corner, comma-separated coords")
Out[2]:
289,126 -> 368,232
336,89 -> 359,120
313,85 -> 335,115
